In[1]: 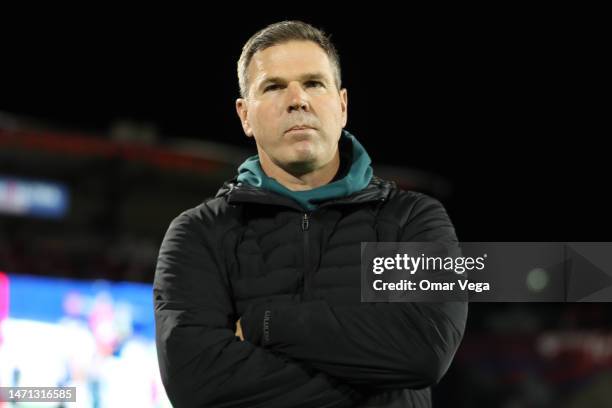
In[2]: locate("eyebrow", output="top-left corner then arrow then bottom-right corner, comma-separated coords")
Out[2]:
258,73 -> 329,90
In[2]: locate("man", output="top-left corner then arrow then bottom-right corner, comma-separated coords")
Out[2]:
154,21 -> 467,408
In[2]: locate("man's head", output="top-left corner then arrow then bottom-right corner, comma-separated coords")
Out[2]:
236,21 -> 348,178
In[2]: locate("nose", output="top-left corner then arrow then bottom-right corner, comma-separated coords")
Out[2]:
286,82 -> 310,113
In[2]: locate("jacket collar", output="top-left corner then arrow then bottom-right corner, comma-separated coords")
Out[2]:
216,175 -> 393,212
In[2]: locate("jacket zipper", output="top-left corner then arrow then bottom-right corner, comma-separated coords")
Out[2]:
301,213 -> 311,300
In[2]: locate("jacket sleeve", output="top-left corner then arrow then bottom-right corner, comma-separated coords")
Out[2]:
240,195 -> 468,391
154,208 -> 364,408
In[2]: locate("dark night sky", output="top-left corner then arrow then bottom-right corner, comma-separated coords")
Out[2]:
2,10 -> 608,241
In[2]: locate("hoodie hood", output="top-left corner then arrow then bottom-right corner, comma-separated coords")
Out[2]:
236,130 -> 373,211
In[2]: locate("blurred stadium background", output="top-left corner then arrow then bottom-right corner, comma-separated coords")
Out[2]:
1,10 -> 610,408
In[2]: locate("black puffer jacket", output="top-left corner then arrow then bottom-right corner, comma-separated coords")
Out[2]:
154,175 -> 467,408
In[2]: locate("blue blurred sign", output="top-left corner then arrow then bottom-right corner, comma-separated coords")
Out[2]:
0,175 -> 69,218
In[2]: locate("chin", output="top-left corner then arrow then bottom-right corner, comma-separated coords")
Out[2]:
281,142 -> 312,159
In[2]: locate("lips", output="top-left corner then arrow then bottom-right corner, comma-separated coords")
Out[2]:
286,125 -> 315,133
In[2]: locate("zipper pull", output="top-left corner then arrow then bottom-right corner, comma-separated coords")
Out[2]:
301,213 -> 310,231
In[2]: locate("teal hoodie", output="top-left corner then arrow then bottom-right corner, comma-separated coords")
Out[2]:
236,130 -> 373,211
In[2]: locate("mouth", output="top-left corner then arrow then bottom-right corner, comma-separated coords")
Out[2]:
285,125 -> 316,133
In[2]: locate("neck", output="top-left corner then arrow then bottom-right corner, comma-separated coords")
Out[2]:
259,149 -> 340,191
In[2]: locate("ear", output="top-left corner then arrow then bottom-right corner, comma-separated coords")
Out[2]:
339,88 -> 348,128
236,98 -> 254,137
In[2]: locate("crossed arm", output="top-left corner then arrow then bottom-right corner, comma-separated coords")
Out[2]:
235,298 -> 466,391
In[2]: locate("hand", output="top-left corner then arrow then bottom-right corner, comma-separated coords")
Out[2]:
235,318 -> 244,341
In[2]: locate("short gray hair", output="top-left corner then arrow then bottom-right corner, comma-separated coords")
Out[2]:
237,20 -> 342,98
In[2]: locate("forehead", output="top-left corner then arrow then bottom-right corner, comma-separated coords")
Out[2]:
248,40 -> 334,83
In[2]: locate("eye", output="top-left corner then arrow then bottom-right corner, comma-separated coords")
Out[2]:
264,84 -> 283,92
305,80 -> 324,88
